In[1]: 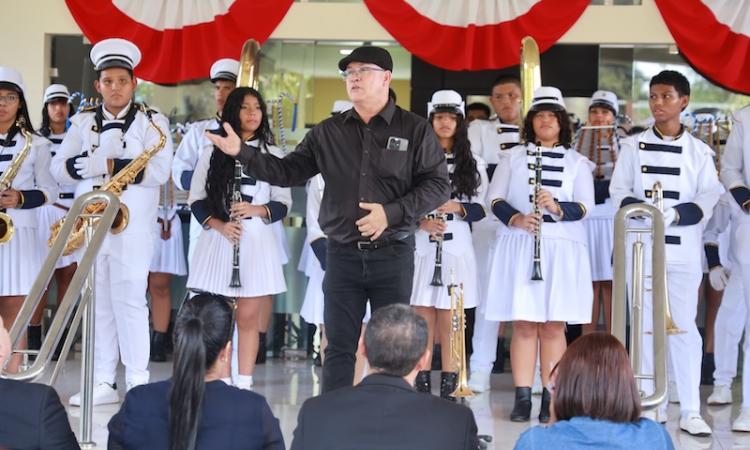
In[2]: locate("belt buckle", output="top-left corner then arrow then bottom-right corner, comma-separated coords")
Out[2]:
357,240 -> 371,251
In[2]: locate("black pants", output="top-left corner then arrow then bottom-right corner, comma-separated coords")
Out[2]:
322,237 -> 415,392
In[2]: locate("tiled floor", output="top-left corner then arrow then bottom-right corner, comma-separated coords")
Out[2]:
47,358 -> 749,449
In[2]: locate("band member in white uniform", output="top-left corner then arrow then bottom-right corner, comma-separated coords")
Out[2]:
0,67 -> 57,372
50,39 -> 174,405
718,103 -> 750,430
411,90 -> 487,400
29,84 -> 76,355
186,87 -> 290,390
467,76 -> 522,392
486,87 -> 594,423
147,176 -> 187,362
610,70 -> 721,435
172,58 -> 238,265
575,90 -> 621,334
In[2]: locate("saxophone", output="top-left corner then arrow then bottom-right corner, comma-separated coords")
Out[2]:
48,104 -> 167,255
0,119 -> 34,244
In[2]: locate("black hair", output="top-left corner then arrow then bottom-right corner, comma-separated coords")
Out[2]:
522,106 -> 573,147
491,75 -> 521,92
206,87 -> 274,221
466,102 -> 491,118
650,70 -> 690,97
429,110 -> 480,198
0,82 -> 35,136
364,304 -> 429,377
169,294 -> 234,450
39,98 -> 72,137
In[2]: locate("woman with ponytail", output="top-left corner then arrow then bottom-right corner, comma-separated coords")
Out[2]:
108,294 -> 284,450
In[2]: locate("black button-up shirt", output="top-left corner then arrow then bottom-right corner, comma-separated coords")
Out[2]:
236,99 -> 451,243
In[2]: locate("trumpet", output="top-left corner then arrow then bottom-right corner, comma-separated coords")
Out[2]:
0,118 -> 33,244
429,212 -> 447,287
448,276 -> 473,398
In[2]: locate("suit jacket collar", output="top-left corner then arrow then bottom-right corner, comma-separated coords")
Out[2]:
359,372 -> 415,392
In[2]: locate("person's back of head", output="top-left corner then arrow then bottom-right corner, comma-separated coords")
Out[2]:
364,304 -> 428,377
170,294 -> 234,450
554,332 -> 641,423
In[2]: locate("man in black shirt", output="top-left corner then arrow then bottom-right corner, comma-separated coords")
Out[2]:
207,46 -> 450,392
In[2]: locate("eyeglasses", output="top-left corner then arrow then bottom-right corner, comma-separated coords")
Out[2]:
340,67 -> 386,80
0,94 -> 19,104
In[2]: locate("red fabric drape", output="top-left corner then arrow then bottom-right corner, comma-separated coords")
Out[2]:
655,0 -> 750,95
363,0 -> 589,70
65,0 -> 293,84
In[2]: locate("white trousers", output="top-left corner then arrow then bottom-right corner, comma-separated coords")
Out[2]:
639,268 -> 703,415
712,271 -> 745,387
470,314 -> 500,373
93,231 -> 154,387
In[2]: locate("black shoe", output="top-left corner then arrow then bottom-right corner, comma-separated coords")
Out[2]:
492,337 -> 506,374
28,325 -> 42,351
415,370 -> 431,393
150,331 -> 168,362
510,386 -> 532,422
256,332 -> 267,364
701,352 -> 715,386
539,387 -> 552,423
431,344 -> 442,371
440,372 -> 458,402
51,327 -> 70,361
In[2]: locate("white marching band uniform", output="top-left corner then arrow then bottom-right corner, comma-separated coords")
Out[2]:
410,152 -> 487,310
610,126 -> 722,418
718,106 -> 750,422
299,174 -> 326,325
150,180 -> 187,276
50,99 -> 174,388
485,142 -> 594,323
0,102 -> 57,295
186,139 -> 290,298
467,116 -> 520,378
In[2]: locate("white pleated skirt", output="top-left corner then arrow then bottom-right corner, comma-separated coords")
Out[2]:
1,227 -> 43,296
584,216 -> 614,282
485,233 -> 593,324
36,204 -> 77,269
410,250 -> 479,310
186,219 -> 287,298
299,261 -> 325,325
150,216 -> 188,275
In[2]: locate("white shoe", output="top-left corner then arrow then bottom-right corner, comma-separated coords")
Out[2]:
468,371 -> 491,393
679,415 -> 712,436
236,375 -> 254,391
642,408 -> 667,424
69,382 -> 119,407
668,380 -> 680,403
707,384 -> 732,405
733,409 -> 750,432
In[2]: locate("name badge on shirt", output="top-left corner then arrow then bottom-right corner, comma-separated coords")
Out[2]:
386,136 -> 409,152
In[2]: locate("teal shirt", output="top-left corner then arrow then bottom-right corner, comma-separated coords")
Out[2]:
514,417 -> 674,450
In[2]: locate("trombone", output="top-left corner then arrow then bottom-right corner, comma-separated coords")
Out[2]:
611,182 -> 682,409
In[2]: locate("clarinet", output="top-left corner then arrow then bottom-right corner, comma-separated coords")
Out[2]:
531,144 -> 543,281
430,213 -> 446,286
229,160 -> 243,288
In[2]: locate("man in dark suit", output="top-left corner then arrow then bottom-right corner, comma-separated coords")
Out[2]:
290,304 -> 479,450
0,316 -> 79,450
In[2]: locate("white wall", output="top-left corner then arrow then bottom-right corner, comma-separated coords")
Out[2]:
1,0 -> 674,122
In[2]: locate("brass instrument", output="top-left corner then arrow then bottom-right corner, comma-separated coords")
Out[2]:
690,113 -> 731,174
520,36 -> 543,280
48,104 -> 167,255
228,38 -> 261,288
429,212 -> 446,286
611,181 -> 681,410
0,118 -> 33,244
448,274 -> 473,399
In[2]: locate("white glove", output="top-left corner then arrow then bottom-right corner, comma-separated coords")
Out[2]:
74,154 -> 110,179
662,207 -> 677,226
709,265 -> 730,291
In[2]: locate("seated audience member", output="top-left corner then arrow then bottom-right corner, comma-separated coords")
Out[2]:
108,294 -> 284,450
514,332 -> 674,450
0,316 -> 79,450
291,303 -> 479,450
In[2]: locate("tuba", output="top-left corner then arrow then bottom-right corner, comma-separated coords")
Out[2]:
520,36 -> 543,281
228,38 -> 261,288
48,104 -> 167,255
0,118 -> 33,244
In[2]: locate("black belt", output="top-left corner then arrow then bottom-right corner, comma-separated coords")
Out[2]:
333,234 -> 413,252
59,193 -> 74,199
429,233 -> 453,242
426,213 -> 455,221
